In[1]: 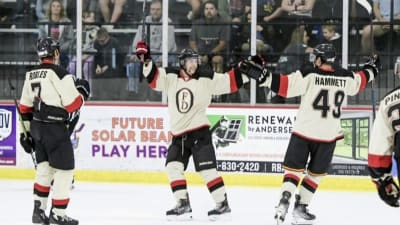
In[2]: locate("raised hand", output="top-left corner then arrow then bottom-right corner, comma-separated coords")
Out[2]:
135,40 -> 151,62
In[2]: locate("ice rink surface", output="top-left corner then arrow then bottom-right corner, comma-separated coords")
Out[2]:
1,179 -> 399,225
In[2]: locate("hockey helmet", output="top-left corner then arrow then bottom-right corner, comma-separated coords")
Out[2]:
178,48 -> 200,68
36,37 -> 60,58
310,43 -> 336,63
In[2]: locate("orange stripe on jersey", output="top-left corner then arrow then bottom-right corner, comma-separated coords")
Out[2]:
357,70 -> 367,92
368,154 -> 392,168
171,179 -> 187,188
34,183 -> 50,193
149,68 -> 160,89
228,69 -> 238,92
65,95 -> 83,113
207,177 -> 223,189
278,74 -> 289,97
283,165 -> 305,173
292,131 -> 344,143
303,177 -> 318,189
52,198 -> 70,206
284,173 -> 301,182
19,104 -> 33,113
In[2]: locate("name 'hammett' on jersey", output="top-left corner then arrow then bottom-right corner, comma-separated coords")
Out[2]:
315,76 -> 346,87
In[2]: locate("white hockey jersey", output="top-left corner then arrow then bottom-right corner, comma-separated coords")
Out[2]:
368,87 -> 400,169
19,62 -> 83,131
143,61 -> 245,136
262,63 -> 374,142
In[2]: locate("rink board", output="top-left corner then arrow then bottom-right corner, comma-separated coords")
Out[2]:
0,168 -> 375,192
0,102 -> 379,191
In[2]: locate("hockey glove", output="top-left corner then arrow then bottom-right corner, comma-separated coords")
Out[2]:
372,175 -> 400,207
136,40 -> 151,62
239,59 -> 269,83
20,132 -> 34,154
75,78 -> 90,101
363,54 -> 380,79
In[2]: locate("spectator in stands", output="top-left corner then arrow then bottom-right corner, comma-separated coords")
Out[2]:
68,8 -> 100,84
280,0 -> 316,50
274,25 -> 313,103
38,0 -> 74,69
238,10 -> 272,56
0,3 -> 12,28
98,0 -> 127,26
231,8 -> 272,103
360,0 -> 400,55
189,0 -> 229,73
257,0 -> 286,52
128,0 -> 177,101
186,0 -> 202,21
186,0 -> 231,21
230,0 -> 250,20
66,0 -> 100,24
281,0 -> 316,20
14,0 -> 37,27
321,21 -> 341,54
36,0 -> 68,22
83,0 -> 100,22
313,0 -> 343,21
93,27 -> 125,100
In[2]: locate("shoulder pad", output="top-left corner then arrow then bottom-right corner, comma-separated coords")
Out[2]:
335,67 -> 354,78
165,67 -> 180,77
196,65 -> 214,79
299,63 -> 316,77
40,64 -> 69,80
384,86 -> 400,99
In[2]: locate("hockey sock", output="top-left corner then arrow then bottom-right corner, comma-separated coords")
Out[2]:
281,170 -> 303,198
166,161 -> 188,201
51,169 -> 74,217
298,174 -> 322,205
199,168 -> 226,203
34,162 -> 55,210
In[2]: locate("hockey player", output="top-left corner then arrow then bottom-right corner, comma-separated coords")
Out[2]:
135,41 -> 249,221
18,37 -> 89,225
368,87 -> 400,207
240,43 -> 378,225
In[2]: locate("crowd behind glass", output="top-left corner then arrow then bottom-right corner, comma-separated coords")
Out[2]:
0,0 -> 400,105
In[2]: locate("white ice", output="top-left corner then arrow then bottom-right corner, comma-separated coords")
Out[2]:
0,179 -> 399,225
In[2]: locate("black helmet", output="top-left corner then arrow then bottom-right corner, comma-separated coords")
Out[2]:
311,43 -> 336,63
36,37 -> 60,58
178,48 -> 199,67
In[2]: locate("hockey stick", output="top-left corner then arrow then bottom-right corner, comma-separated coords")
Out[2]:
370,13 -> 377,121
139,0 -> 147,82
141,0 -> 147,41
7,77 -> 37,169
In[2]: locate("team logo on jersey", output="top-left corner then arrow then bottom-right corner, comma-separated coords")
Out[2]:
0,109 -> 12,141
176,88 -> 193,113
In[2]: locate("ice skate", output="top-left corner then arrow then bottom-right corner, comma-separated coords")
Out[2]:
291,195 -> 315,225
49,210 -> 79,225
166,198 -> 192,221
274,191 -> 291,225
208,197 -> 231,221
32,201 -> 49,225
